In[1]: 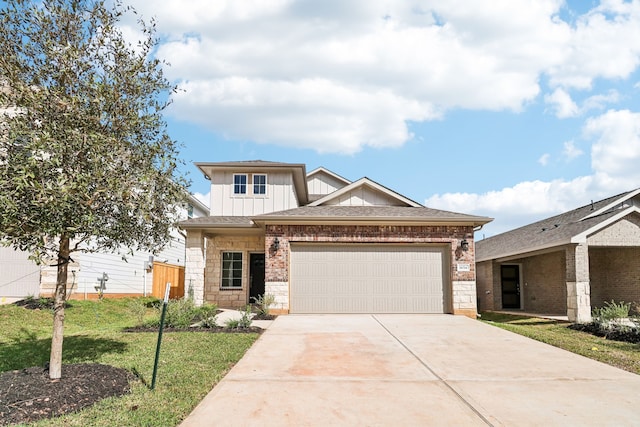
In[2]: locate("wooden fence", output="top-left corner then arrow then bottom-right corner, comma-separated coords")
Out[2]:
152,262 -> 185,299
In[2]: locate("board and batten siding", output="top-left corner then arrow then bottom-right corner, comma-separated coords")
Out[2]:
307,173 -> 348,196
0,246 -> 40,299
209,171 -> 300,216
325,186 -> 404,206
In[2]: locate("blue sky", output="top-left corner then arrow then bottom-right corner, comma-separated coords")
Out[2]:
121,0 -> 640,237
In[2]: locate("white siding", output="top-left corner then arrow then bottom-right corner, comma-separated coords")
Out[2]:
325,185 -> 404,206
307,172 -> 348,196
209,171 -> 299,216
0,246 -> 40,298
71,232 -> 185,296
290,244 -> 449,314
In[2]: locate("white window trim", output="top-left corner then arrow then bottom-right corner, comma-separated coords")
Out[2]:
232,173 -> 248,196
252,173 -> 268,196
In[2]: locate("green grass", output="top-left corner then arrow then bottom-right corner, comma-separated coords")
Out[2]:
480,312 -> 640,375
0,298 -> 259,426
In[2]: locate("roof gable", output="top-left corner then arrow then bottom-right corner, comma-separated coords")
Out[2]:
195,160 -> 309,206
476,189 -> 640,262
580,188 -> 640,221
309,177 -> 422,207
306,167 -> 351,202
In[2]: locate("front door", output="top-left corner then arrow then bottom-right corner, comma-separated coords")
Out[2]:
501,265 -> 521,309
249,253 -> 265,302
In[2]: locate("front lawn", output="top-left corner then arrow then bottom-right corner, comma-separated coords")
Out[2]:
0,298 -> 259,426
480,312 -> 640,375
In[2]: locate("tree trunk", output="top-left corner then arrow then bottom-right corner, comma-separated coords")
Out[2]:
49,235 -> 70,380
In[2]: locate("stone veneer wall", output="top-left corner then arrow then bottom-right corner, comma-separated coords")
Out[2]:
265,224 -> 478,317
185,230 -> 205,306
204,234 -> 264,309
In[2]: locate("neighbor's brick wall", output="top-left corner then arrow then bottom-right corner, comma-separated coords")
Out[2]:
476,261 -> 494,312
589,247 -> 640,309
265,224 -> 478,316
204,235 -> 264,309
588,214 -> 640,246
520,251 -> 566,315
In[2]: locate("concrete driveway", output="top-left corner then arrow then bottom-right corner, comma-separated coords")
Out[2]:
181,315 -> 640,426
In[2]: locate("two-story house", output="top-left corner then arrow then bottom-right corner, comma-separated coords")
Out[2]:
180,161 -> 492,316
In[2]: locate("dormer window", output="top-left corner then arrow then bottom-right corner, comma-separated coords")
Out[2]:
233,174 -> 247,194
253,174 -> 267,195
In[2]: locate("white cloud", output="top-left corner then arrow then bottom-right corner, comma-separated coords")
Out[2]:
563,140 -> 584,160
585,109 -> 640,187
548,0 -> 640,89
117,0 -> 640,154
545,88 -> 620,118
538,153 -> 550,166
427,108 -> 640,237
545,88 -> 579,118
125,0 -> 572,153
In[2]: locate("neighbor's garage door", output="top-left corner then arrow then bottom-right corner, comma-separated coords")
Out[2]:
290,244 -> 449,314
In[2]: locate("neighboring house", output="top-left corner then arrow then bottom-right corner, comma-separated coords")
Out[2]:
180,160 -> 492,317
0,195 -> 209,301
0,247 -> 40,303
476,189 -> 640,323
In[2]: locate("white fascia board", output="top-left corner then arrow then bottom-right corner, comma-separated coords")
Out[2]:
309,177 -> 422,207
571,206 -> 640,243
306,167 -> 351,185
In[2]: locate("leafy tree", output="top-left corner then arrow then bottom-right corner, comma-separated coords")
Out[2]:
0,0 -> 187,379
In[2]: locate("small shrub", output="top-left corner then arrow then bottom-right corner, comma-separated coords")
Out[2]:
198,303 -> 219,328
143,297 -> 162,309
225,318 -> 240,329
238,305 -> 253,328
592,300 -> 631,324
251,294 -> 275,316
146,298 -> 200,328
225,306 -> 253,329
127,298 -> 148,326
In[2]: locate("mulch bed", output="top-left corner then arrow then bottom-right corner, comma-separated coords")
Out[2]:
123,325 -> 264,333
569,322 -> 640,343
0,363 -> 132,426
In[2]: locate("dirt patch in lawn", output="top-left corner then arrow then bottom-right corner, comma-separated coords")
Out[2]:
0,363 -> 132,426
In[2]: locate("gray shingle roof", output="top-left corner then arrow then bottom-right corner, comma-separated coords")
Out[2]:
255,205 -> 492,224
180,216 -> 255,228
476,190 -> 636,261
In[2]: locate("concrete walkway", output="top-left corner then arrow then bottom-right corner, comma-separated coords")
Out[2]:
181,315 -> 640,426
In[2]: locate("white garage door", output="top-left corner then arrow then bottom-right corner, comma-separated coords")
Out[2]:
290,244 -> 449,314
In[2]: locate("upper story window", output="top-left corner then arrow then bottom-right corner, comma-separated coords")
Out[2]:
187,204 -> 194,218
253,174 -> 267,195
233,174 -> 247,194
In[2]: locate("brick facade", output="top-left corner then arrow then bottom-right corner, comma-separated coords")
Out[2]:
521,251 -> 567,315
477,250 -> 568,316
265,224 -> 478,316
590,247 -> 640,309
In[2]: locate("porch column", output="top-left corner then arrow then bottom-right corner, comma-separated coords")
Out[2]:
566,244 -> 591,323
185,230 -> 206,306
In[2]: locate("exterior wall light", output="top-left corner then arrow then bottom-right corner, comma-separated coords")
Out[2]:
272,237 -> 280,252
460,239 -> 469,252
